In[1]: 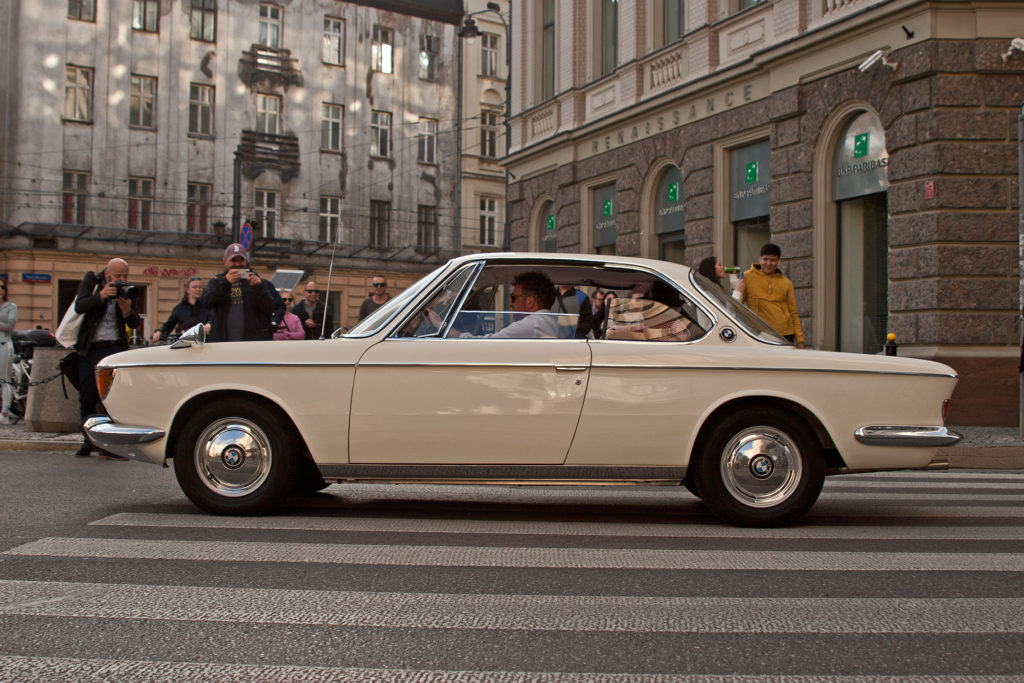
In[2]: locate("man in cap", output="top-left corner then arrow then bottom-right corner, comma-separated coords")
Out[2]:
202,243 -> 278,342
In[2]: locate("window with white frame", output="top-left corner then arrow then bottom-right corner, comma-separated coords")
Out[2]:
321,103 -> 343,152
187,182 -> 212,233
481,33 -> 499,77
189,83 -> 214,136
256,93 -> 280,135
418,117 -> 437,163
419,34 -> 439,81
600,0 -> 618,76
255,188 -> 278,238
663,0 -> 684,43
417,205 -> 438,252
128,177 -> 153,230
370,110 -> 391,157
258,4 -> 281,48
319,196 -> 341,242
369,200 -> 390,248
541,0 -> 555,100
323,16 -> 344,65
480,109 -> 499,158
479,197 -> 497,246
132,0 -> 159,32
68,0 -> 95,22
130,75 -> 156,128
190,0 -> 216,42
372,25 -> 393,74
62,171 -> 89,225
64,65 -> 93,122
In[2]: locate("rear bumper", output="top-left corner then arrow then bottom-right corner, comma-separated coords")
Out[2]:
854,425 -> 961,448
83,416 -> 164,463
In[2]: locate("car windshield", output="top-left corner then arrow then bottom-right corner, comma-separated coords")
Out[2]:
344,264 -> 447,337
691,272 -> 790,345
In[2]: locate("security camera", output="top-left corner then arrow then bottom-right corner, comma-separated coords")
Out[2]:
858,50 -> 884,72
1002,38 -> 1024,63
858,49 -> 897,72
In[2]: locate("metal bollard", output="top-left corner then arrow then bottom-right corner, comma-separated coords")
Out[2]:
884,332 -> 898,356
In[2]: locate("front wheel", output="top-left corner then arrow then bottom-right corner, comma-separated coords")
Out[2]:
694,408 -> 824,527
173,399 -> 297,515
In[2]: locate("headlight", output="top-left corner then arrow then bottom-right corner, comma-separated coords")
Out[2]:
97,368 -> 115,400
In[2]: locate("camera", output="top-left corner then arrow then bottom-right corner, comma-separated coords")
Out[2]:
114,280 -> 140,299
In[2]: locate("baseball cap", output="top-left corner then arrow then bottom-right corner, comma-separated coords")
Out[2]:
223,243 -> 248,262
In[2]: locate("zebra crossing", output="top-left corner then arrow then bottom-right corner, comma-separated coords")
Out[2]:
1,471 -> 1022,681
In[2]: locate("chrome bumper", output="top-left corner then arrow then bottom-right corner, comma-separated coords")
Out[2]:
84,416 -> 165,463
854,425 -> 962,447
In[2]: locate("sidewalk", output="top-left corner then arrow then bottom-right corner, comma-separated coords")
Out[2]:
0,421 -> 1021,468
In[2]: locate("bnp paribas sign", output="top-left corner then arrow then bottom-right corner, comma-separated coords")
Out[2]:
834,112 -> 889,201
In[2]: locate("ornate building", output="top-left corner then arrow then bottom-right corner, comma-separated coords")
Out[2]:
0,0 -> 464,332
505,0 -> 1024,425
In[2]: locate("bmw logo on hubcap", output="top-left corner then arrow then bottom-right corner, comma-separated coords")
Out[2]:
222,446 -> 245,470
749,455 -> 774,479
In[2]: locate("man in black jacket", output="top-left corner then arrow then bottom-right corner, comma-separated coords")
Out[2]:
202,243 -> 276,342
73,257 -> 141,457
292,279 -> 334,339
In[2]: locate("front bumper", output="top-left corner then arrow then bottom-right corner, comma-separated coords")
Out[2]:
84,416 -> 165,463
854,425 -> 962,448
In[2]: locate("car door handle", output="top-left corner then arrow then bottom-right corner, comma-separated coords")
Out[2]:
555,366 -> 587,372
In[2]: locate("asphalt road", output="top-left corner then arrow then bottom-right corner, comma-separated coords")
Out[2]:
0,449 -> 1022,681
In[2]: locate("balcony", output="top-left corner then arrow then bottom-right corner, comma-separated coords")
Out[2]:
239,130 -> 300,182
238,44 -> 303,90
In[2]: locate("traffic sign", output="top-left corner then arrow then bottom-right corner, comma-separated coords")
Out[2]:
239,222 -> 253,250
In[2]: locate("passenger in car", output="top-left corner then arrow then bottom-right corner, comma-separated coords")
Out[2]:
605,298 -> 691,342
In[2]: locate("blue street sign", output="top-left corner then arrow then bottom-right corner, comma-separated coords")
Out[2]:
240,222 -> 253,250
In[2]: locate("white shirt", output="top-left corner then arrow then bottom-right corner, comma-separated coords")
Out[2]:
472,308 -> 561,339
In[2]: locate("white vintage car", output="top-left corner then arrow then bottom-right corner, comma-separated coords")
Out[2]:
85,253 -> 960,526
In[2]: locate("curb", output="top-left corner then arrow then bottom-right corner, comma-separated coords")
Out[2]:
0,440 -> 80,452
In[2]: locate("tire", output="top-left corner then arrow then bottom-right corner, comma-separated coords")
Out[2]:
694,407 -> 824,527
173,399 -> 297,515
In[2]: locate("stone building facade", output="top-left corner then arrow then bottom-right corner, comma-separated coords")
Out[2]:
0,0 -> 464,334
504,0 -> 1024,425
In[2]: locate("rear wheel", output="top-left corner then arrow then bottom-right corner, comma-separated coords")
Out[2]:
173,399 -> 296,515
694,408 -> 824,527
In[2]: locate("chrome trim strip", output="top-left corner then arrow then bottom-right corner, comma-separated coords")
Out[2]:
99,361 -> 358,369
854,425 -> 962,447
83,416 -> 165,464
319,464 -> 687,481
588,363 -> 959,378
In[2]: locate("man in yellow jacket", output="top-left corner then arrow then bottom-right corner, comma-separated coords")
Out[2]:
734,243 -> 805,348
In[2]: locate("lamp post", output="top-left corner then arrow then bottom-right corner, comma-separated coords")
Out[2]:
459,2 -> 512,251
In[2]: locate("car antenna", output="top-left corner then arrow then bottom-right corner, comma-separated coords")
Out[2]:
320,225 -> 340,340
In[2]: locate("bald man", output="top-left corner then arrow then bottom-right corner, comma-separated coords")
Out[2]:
72,257 -> 141,457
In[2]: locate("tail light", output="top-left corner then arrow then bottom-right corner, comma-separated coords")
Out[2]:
97,368 -> 115,400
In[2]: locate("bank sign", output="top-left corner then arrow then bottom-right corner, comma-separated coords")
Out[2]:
834,112 -> 889,201
730,140 -> 770,222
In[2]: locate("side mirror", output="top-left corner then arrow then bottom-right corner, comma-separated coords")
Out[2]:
170,323 -> 206,349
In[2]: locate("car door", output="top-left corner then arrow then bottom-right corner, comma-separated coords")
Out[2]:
348,267 -> 591,465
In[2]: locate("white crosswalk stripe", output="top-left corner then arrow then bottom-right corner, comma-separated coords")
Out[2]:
1,472 -> 1022,680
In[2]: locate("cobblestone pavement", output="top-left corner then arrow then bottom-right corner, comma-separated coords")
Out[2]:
1,420 -> 1021,467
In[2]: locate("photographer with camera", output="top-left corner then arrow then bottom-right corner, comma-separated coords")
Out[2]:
72,257 -> 141,457
202,243 -> 276,343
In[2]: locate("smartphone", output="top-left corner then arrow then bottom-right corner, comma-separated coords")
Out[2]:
236,268 -> 252,278
738,271 -> 744,280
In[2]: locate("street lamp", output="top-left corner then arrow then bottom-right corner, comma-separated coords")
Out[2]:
460,3 -> 513,251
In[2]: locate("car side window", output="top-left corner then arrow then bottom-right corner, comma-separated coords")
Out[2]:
393,266 -> 478,338
603,282 -> 712,343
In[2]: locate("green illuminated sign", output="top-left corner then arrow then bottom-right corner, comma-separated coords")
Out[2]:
745,161 -> 758,183
547,215 -> 555,231
668,182 -> 678,202
603,199 -> 613,217
853,132 -> 869,158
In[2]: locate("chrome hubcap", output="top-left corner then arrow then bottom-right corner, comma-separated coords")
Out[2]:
194,418 -> 272,497
720,426 -> 802,508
